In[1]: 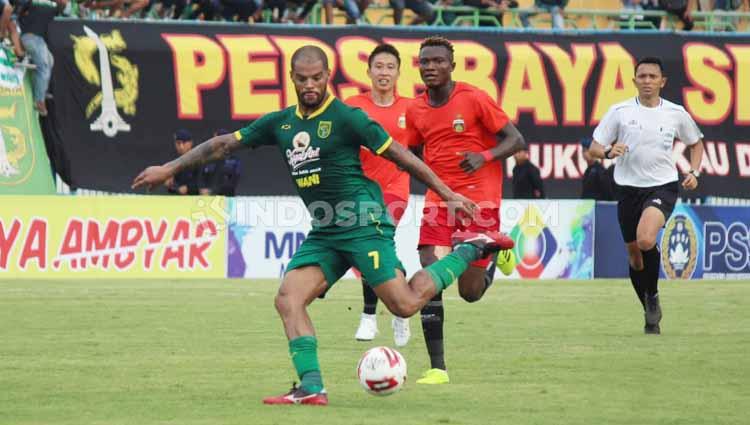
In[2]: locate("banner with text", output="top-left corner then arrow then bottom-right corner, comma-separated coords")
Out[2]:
594,202 -> 750,279
46,20 -> 750,198
0,196 -> 227,278
227,196 -> 594,280
0,48 -> 55,194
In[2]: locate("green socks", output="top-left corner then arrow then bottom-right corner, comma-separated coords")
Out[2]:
425,244 -> 480,292
289,336 -> 324,393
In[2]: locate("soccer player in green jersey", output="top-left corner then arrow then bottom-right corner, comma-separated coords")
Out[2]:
132,45 -> 513,406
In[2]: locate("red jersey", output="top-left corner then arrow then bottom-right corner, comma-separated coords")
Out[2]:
404,82 -> 509,205
345,93 -> 411,202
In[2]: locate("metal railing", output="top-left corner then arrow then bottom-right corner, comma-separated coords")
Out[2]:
304,4 -> 750,31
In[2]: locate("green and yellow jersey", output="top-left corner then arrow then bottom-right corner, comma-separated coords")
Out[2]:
234,95 -> 396,239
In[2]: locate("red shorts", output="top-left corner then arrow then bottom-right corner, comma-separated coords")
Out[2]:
383,192 -> 407,225
419,204 -> 500,267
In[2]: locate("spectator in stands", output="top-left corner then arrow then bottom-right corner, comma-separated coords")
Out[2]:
658,0 -> 697,30
184,0 -> 220,20
282,0 -> 317,23
621,0 -> 663,29
451,0 -> 517,26
580,137 -> 615,201
219,0 -> 260,22
198,129 -> 242,196
14,0 -> 66,117
82,0 -> 148,18
144,0 -> 188,19
322,0 -> 368,24
1,0 -> 24,58
520,0 -> 567,29
511,147 -> 545,199
390,0 -> 434,25
168,129 -> 200,195
711,0 -> 748,9
709,0 -> 749,30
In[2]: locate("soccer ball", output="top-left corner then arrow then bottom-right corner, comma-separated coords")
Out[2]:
357,346 -> 407,396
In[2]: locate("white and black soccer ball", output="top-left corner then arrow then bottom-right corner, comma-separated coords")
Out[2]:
357,346 -> 407,396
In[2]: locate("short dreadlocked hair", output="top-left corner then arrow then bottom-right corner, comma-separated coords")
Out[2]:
420,36 -> 454,62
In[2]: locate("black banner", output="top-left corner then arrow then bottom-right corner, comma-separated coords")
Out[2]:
48,19 -> 750,198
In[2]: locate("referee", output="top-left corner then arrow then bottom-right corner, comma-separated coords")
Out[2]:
589,57 -> 704,334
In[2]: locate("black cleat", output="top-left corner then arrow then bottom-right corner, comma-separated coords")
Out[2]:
644,324 -> 661,334
644,293 -> 662,335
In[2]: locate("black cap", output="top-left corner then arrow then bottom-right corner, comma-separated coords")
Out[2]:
174,129 -> 192,141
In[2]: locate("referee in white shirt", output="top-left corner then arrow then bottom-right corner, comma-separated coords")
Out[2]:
589,57 -> 704,334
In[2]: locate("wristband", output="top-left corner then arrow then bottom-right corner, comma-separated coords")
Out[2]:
480,150 -> 494,162
604,148 -> 612,160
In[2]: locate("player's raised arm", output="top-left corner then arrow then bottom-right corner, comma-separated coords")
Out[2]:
131,133 -> 242,191
381,141 -> 476,219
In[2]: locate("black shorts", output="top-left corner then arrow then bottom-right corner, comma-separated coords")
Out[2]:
615,181 -> 678,243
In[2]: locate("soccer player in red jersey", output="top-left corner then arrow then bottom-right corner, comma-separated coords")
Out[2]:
345,44 -> 412,347
403,36 -> 526,385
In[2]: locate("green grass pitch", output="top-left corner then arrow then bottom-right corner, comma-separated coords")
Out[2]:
1,278 -> 748,425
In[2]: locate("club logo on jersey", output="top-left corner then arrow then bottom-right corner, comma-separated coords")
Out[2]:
287,131 -> 320,170
453,115 -> 465,133
661,214 -> 698,279
398,113 -> 406,129
72,26 -> 139,138
317,121 -> 332,139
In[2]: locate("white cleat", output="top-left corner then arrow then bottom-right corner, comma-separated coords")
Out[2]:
392,316 -> 411,347
355,313 -> 378,341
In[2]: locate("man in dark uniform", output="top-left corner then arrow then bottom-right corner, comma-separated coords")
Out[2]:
198,129 -> 241,196
580,137 -> 615,200
511,147 -> 544,199
167,129 -> 199,195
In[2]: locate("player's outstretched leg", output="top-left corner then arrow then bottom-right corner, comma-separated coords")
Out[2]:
263,267 -> 329,406
374,230 -> 513,320
355,281 -> 379,341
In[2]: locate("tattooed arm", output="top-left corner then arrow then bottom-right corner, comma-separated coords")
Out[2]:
132,134 -> 243,191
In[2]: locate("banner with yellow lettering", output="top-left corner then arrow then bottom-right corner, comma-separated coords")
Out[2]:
47,21 -> 750,198
0,196 -> 227,278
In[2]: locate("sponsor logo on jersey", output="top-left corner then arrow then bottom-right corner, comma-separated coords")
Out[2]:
281,124 -> 291,130
661,214 -> 698,279
287,131 -> 320,170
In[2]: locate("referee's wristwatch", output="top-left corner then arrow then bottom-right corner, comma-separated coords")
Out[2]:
688,169 -> 701,179
604,147 -> 613,159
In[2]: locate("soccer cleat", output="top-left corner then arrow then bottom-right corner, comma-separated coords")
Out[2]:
416,368 -> 450,385
496,249 -> 516,276
355,313 -> 378,341
262,383 -> 328,406
451,231 -> 515,259
644,293 -> 662,335
392,316 -> 411,347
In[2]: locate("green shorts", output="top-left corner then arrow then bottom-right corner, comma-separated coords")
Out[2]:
286,230 -> 406,288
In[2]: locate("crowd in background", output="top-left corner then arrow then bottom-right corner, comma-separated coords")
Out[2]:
1,0 -> 748,29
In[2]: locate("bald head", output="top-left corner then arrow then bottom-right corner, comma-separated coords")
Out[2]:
291,45 -> 329,71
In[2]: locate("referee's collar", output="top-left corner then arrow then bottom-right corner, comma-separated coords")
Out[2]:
296,94 -> 336,120
635,97 -> 663,108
